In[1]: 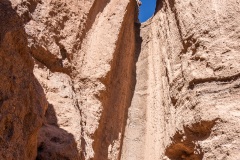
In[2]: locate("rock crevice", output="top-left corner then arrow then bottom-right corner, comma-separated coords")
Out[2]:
0,0 -> 240,160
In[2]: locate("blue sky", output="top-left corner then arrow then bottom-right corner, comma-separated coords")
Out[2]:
139,0 -> 156,23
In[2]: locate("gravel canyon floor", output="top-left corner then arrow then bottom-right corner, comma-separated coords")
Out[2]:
0,0 -> 240,159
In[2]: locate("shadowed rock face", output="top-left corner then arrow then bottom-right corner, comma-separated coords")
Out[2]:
0,0 -> 47,159
0,0 -> 240,159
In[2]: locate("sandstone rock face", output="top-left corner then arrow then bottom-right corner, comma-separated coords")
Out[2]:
0,0 -> 240,159
0,1 -> 47,159
122,0 -> 240,160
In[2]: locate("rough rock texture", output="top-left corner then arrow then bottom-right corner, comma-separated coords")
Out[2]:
122,0 -> 240,160
0,0 -> 240,159
0,1 -> 47,159
2,0 -> 138,159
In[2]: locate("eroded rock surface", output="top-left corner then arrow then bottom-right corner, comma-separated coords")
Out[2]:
122,0 -> 240,160
0,1 -> 47,159
0,0 -> 240,159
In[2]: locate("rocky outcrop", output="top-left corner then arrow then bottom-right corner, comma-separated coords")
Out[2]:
0,0 -> 240,159
0,1 -> 47,159
122,0 -> 240,159
2,0 -> 138,159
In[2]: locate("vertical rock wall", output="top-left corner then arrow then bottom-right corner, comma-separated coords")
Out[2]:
0,0 -> 240,159
0,1 -> 47,159
1,0 -> 138,159
122,0 -> 240,160
72,0 -> 137,159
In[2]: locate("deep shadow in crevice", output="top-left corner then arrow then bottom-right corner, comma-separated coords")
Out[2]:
44,103 -> 58,126
134,22 -> 143,62
0,1 -> 42,159
118,18 -> 143,160
120,5 -> 142,160
36,103 -> 80,160
92,1 -> 141,159
0,1 -> 80,159
155,0 -> 164,14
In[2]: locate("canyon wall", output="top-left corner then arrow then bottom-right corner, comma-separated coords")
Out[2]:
0,0 -> 239,159
122,0 -> 240,159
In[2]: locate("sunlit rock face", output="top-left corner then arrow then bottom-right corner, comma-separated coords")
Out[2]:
1,0 -> 240,159
122,1 -> 240,160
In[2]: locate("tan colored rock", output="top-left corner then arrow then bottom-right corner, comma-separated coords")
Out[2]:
8,0 -> 138,159
1,0 -> 240,159
122,0 -> 240,160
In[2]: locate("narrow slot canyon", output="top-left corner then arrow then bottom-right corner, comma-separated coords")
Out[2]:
0,0 -> 240,160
